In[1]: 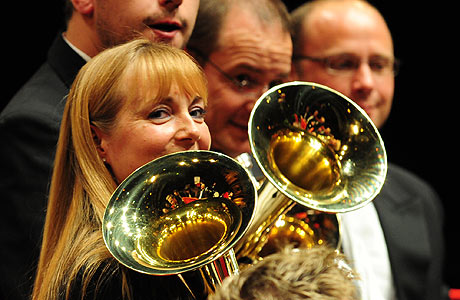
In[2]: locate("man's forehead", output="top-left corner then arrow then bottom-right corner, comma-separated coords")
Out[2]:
220,4 -> 289,42
208,4 -> 292,72
303,4 -> 392,56
213,35 -> 292,74
217,22 -> 292,63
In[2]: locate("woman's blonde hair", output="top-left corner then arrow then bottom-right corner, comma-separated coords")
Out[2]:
32,39 -> 207,300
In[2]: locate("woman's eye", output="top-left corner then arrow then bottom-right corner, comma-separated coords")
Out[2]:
148,108 -> 170,121
190,107 -> 207,120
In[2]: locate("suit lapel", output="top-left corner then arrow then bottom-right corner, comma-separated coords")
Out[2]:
373,166 -> 431,300
47,33 -> 86,88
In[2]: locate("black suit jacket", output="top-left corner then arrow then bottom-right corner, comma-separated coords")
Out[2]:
0,33 -> 86,300
374,163 -> 445,300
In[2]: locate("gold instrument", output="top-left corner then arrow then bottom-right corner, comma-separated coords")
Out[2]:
102,150 -> 256,298
235,81 -> 387,261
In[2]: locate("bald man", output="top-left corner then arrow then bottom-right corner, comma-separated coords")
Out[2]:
290,1 -> 445,300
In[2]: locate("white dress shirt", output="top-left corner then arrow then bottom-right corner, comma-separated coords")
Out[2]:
340,202 -> 397,300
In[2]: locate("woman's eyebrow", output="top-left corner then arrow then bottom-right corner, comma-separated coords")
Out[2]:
157,97 -> 173,105
191,96 -> 204,104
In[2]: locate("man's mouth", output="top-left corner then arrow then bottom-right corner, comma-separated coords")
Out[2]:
149,20 -> 183,38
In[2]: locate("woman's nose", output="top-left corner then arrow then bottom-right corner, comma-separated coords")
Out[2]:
175,115 -> 201,145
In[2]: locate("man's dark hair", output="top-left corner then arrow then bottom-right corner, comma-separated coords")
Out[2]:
187,0 -> 291,65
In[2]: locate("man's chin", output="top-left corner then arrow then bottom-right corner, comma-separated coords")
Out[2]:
157,36 -> 185,49
169,36 -> 186,49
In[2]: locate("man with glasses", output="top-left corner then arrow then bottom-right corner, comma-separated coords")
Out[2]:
290,1 -> 445,300
187,0 -> 292,159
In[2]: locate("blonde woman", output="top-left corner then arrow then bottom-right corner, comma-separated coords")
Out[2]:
32,39 -> 211,300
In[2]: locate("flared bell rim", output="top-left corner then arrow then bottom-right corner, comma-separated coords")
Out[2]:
102,150 -> 257,275
249,81 -> 387,213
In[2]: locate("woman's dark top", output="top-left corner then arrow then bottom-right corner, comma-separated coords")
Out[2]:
67,262 -> 207,300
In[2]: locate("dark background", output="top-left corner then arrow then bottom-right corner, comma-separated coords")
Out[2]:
2,0 -> 458,288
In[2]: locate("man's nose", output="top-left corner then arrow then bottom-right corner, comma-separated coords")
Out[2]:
159,0 -> 183,10
245,83 -> 270,103
244,101 -> 256,113
351,63 -> 375,95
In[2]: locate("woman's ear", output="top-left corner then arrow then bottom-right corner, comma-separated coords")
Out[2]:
90,124 -> 108,161
70,0 -> 94,15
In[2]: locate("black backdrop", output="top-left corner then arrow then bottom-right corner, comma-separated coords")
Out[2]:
2,0 -> 458,287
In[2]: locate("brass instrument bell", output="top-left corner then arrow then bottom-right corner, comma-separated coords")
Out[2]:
102,150 -> 256,297
235,81 -> 387,260
249,81 -> 387,213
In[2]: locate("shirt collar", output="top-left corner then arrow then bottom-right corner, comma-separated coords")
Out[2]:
61,33 -> 91,62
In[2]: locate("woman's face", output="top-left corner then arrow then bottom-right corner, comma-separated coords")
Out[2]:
96,82 -> 211,183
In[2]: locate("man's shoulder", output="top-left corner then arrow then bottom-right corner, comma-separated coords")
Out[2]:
1,61 -> 68,126
1,33 -> 85,126
382,162 -> 442,215
386,163 -> 436,195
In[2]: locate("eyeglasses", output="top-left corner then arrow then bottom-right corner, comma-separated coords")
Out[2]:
205,59 -> 263,91
205,59 -> 280,99
293,53 -> 400,77
189,47 -> 279,98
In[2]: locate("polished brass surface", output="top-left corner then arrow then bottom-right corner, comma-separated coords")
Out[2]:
235,81 -> 387,261
269,129 -> 341,195
102,150 -> 256,293
258,210 -> 341,257
249,81 -> 387,212
133,198 -> 241,267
